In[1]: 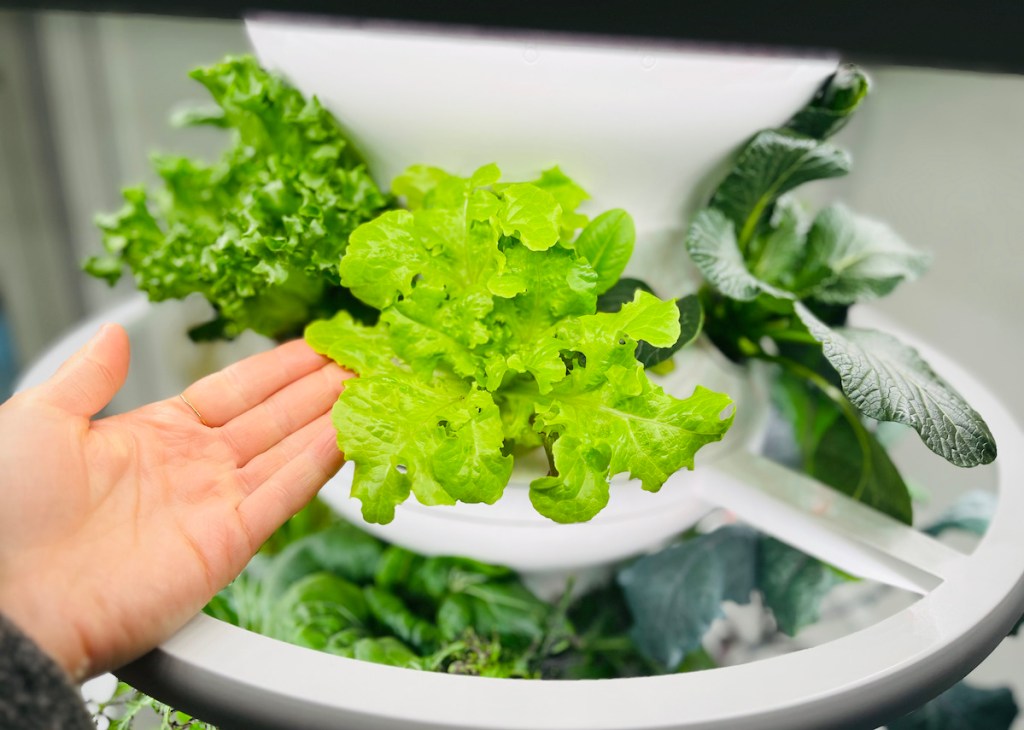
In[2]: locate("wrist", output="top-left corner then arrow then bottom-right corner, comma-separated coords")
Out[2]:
0,577 -> 92,682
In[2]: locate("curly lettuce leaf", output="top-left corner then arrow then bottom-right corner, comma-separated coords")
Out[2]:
305,311 -> 396,377
527,292 -> 732,522
529,165 -> 590,237
85,56 -> 391,340
312,165 -> 731,524
532,382 -> 733,523
334,373 -> 512,524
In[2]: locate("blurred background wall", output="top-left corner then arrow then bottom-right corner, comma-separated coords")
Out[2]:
0,11 -> 248,388
0,9 -> 1022,723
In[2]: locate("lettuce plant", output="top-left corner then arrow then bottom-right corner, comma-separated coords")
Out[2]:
307,164 -> 733,524
85,56 -> 391,341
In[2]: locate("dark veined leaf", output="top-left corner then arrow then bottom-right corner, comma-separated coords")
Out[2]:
259,522 -> 385,600
363,586 -> 441,653
747,195 -> 810,288
710,129 -> 851,248
437,581 -> 557,649
258,497 -> 337,557
269,574 -> 370,653
758,536 -> 848,636
773,369 -> 913,524
796,203 -> 930,305
618,525 -> 759,669
785,64 -> 871,140
797,303 -> 997,468
685,208 -> 788,301
888,682 -> 1018,730
345,637 -> 424,669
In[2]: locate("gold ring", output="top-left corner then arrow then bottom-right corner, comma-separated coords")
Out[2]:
178,393 -> 210,427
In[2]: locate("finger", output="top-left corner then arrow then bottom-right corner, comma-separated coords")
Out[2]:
39,323 -> 130,418
236,419 -> 344,545
181,339 -> 329,427
236,411 -> 338,494
221,362 -> 350,466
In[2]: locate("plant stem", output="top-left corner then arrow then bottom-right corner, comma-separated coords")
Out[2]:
757,354 -> 874,501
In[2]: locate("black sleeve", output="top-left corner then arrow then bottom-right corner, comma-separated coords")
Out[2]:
0,612 -> 94,730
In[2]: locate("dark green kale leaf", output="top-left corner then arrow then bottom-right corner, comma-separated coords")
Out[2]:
772,368 -> 913,524
793,203 -> 930,304
888,682 -> 1018,730
923,491 -> 997,537
709,129 -> 850,250
685,63 -> 994,488
618,525 -> 759,669
796,304 -> 997,468
617,525 -> 855,666
757,536 -> 847,636
785,64 -> 870,141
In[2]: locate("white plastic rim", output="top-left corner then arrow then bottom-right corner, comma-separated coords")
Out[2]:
17,299 -> 1024,730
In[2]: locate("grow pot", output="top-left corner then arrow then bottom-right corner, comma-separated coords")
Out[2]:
18,16 -> 1024,730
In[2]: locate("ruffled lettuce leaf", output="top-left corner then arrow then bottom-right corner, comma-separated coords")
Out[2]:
310,165 -> 732,524
527,294 -> 730,522
85,56 -> 391,340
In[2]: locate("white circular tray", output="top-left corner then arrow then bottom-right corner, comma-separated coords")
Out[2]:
18,298 -> 1024,730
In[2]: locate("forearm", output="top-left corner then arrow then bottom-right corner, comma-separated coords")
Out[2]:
0,612 -> 93,730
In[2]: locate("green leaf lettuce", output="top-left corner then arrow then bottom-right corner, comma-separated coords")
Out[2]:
310,164 -> 733,524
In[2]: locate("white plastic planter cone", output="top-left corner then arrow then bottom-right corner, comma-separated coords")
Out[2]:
18,16 -> 1024,730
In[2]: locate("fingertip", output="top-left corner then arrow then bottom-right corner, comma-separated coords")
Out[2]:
98,322 -> 130,354
278,337 -> 334,370
44,321 -> 131,417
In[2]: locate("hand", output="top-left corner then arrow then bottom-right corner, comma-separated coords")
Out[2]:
0,324 -> 350,680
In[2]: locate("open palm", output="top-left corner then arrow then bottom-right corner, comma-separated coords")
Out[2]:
0,324 -> 350,680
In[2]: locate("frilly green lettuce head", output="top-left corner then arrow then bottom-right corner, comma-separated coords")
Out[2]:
85,55 -> 391,341
308,163 -> 733,524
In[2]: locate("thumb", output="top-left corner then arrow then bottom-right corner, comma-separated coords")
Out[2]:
42,323 -> 131,418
